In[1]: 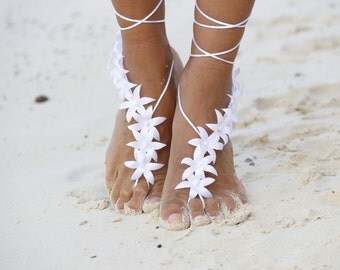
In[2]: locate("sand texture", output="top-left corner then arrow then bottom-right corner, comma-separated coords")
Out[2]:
1,0 -> 339,269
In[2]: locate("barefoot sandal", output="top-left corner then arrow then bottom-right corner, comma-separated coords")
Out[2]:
175,2 -> 250,207
108,0 -> 174,187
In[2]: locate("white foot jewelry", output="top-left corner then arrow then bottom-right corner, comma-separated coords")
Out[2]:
175,1 -> 250,207
108,0 -> 174,187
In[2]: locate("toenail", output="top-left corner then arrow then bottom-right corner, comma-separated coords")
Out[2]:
167,213 -> 183,224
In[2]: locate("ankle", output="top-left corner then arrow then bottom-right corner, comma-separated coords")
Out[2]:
188,57 -> 233,79
178,61 -> 232,126
121,24 -> 168,47
182,58 -> 233,93
122,41 -> 173,81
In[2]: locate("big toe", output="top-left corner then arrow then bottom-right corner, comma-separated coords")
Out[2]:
159,200 -> 190,231
115,188 -> 133,211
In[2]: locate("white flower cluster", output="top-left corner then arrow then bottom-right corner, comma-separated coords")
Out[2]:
108,32 -> 166,186
175,68 -> 242,205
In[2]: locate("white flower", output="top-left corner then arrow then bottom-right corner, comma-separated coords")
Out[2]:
188,126 -> 223,163
175,175 -> 215,202
181,147 -> 217,180
108,37 -> 138,101
128,106 -> 166,141
232,68 -> 242,98
206,109 -> 233,144
127,129 -> 166,162
124,150 -> 164,185
226,93 -> 239,122
115,76 -> 137,101
110,63 -> 127,81
119,85 -> 155,122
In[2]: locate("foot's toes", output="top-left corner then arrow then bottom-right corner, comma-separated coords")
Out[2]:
189,199 -> 211,226
159,201 -> 190,231
110,180 -> 122,205
105,170 -> 115,193
105,165 -> 117,195
205,199 -> 224,222
220,195 -> 237,217
115,188 -> 133,211
222,192 -> 240,211
125,180 -> 149,214
220,195 -> 251,225
142,177 -> 164,213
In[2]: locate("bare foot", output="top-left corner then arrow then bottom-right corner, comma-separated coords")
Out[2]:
105,30 -> 182,214
159,59 -> 247,230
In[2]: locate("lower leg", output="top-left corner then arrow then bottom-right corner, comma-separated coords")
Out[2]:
160,0 -> 255,230
112,0 -> 173,96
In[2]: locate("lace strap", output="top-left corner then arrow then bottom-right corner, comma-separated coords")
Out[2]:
191,2 -> 251,65
177,86 -> 200,136
113,0 -> 165,31
194,3 -> 249,30
153,61 -> 175,113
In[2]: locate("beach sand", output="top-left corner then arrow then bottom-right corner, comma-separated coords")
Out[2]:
1,0 -> 339,269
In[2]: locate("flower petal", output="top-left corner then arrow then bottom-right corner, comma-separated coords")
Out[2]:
208,149 -> 216,164
213,141 -> 224,150
181,157 -> 193,166
147,162 -> 164,171
221,134 -> 229,144
197,126 -> 208,139
143,170 -> 154,185
118,100 -> 131,110
182,167 -> 194,180
194,169 -> 205,180
131,167 -> 143,180
152,142 -> 166,150
150,150 -> 158,162
202,155 -> 213,164
200,177 -> 215,186
126,141 -> 137,148
140,97 -> 155,105
151,116 -> 166,126
189,188 -> 198,199
126,108 -> 135,122
128,122 -> 144,131
215,109 -> 224,123
198,187 -> 213,199
134,149 -> 146,162
133,85 -> 142,98
175,181 -> 191,190
188,138 -> 201,147
124,161 -> 137,169
205,165 -> 218,176
206,123 -> 218,133
153,128 -> 160,141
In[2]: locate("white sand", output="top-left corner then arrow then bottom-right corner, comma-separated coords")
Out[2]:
1,0 -> 340,269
